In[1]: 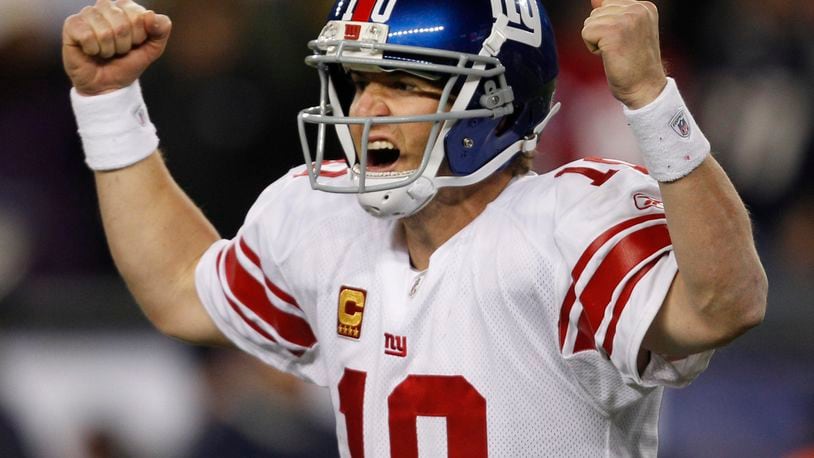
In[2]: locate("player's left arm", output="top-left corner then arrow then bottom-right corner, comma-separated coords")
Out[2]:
583,0 -> 768,358
645,160 -> 767,357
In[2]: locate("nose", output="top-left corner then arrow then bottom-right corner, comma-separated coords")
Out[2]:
350,82 -> 391,118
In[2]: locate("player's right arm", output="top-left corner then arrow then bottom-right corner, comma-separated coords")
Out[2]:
63,0 -> 227,346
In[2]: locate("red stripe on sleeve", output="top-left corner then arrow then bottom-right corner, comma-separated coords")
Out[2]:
224,244 -> 317,349
602,254 -> 665,357
559,214 -> 666,350
223,294 -> 306,358
577,224 -> 671,352
239,238 -> 262,266
573,315 -> 596,354
561,290 -> 597,353
238,238 -> 302,310
216,251 -> 305,357
215,251 -> 304,356
351,0 -> 377,21
264,278 -> 301,310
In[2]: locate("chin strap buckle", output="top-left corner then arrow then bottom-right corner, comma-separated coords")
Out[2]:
520,102 -> 563,153
483,14 -> 510,56
520,136 -> 538,153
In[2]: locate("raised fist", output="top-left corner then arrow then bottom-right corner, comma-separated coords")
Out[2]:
62,0 -> 172,96
582,0 -> 667,109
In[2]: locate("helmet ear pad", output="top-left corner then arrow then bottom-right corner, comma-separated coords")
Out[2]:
445,91 -> 549,176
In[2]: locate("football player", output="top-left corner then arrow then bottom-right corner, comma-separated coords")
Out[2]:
62,0 -> 767,455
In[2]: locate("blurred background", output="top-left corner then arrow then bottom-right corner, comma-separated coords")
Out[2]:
0,0 -> 812,456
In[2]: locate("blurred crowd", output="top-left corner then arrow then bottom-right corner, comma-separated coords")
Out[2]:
0,0 -> 812,456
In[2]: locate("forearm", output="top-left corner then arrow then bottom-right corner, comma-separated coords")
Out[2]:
652,157 -> 767,352
96,152 -> 226,344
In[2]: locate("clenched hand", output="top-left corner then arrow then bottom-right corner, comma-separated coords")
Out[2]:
582,0 -> 667,109
62,0 -> 171,96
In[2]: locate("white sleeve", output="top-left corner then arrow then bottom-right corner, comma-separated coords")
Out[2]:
608,250 -> 713,388
194,168 -> 328,386
553,158 -> 713,388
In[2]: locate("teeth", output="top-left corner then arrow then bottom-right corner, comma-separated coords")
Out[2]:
367,140 -> 397,150
352,164 -> 415,177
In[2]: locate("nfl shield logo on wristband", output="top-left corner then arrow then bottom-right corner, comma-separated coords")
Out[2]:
670,109 -> 691,138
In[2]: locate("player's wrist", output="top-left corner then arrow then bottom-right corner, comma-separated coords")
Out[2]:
619,76 -> 668,110
70,80 -> 159,171
623,77 -> 710,182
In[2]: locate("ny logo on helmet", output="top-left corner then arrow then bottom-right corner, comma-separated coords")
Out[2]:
490,0 -> 543,47
340,0 -> 398,23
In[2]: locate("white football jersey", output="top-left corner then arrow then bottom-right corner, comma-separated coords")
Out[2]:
195,157 -> 713,457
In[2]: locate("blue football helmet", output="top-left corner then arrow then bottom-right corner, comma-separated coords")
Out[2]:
298,0 -> 560,218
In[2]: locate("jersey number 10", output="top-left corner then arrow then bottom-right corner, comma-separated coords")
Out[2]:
338,368 -> 487,457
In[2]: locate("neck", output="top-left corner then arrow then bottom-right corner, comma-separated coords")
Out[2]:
400,170 -> 514,270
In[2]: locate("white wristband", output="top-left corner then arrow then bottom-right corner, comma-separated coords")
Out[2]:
70,80 -> 159,171
623,78 -> 710,182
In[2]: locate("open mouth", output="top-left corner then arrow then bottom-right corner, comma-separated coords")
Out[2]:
365,140 -> 401,170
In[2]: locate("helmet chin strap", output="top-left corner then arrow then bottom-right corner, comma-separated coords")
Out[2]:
434,102 -> 561,188
356,102 -> 561,218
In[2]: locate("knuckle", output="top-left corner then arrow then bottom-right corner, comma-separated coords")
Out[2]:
131,13 -> 145,29
64,14 -> 81,30
122,9 -> 146,31
109,5 -> 127,18
78,30 -> 96,44
98,28 -> 115,42
114,24 -> 131,38
84,7 -> 104,22
582,19 -> 599,32
123,3 -> 147,14
89,10 -> 105,24
82,42 -> 100,55
108,7 -> 128,23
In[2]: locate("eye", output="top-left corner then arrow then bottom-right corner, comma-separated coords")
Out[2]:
391,81 -> 418,92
